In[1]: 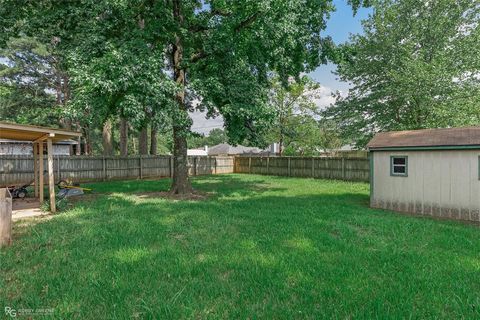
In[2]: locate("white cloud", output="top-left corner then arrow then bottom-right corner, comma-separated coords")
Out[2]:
313,85 -> 337,110
189,110 -> 224,135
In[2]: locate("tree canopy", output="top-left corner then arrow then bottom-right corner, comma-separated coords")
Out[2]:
1,0 -> 342,193
0,37 -> 60,125
266,75 -> 342,155
325,0 -> 480,146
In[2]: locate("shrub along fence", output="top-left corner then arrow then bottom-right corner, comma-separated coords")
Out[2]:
0,155 -> 234,186
234,156 -> 370,182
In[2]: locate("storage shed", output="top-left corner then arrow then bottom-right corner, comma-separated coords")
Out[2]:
367,127 -> 480,222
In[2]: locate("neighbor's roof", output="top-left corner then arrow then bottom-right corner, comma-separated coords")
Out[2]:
208,143 -> 263,155
367,126 -> 480,150
0,121 -> 81,142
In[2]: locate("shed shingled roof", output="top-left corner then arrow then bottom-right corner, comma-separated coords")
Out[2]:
367,126 -> 480,150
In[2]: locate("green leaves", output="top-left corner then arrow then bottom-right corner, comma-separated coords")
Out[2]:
267,75 -> 342,155
0,0 -> 341,159
325,0 -> 480,147
0,36 -> 60,125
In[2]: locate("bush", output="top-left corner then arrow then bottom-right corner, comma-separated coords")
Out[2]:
40,197 -> 70,213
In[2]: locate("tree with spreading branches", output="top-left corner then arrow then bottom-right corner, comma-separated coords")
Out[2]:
325,0 -> 480,146
1,0 -> 368,194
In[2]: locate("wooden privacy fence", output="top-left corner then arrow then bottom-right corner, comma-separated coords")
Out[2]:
0,155 -> 234,186
234,156 -> 370,182
1,155 -> 369,185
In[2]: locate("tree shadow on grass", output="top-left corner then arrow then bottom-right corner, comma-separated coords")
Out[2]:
85,174 -> 287,199
2,178 -> 480,319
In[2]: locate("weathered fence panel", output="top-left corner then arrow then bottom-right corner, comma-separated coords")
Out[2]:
215,157 -> 235,174
1,154 -> 369,185
0,155 -> 235,186
234,156 -> 370,182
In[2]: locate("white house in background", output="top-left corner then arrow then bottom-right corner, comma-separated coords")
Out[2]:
187,143 -> 280,157
207,143 -> 262,156
0,139 -> 78,156
187,146 -> 209,156
207,143 -> 279,156
367,126 -> 480,223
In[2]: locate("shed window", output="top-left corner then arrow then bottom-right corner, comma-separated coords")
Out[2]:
390,156 -> 408,176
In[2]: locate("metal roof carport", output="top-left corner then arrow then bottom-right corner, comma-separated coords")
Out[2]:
0,122 -> 82,212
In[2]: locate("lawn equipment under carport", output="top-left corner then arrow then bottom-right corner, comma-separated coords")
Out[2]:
7,183 -> 30,199
57,179 -> 92,199
6,177 -> 92,200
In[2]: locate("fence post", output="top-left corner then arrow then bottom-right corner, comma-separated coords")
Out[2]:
266,157 -> 270,175
103,157 -> 107,181
342,157 -> 345,180
248,157 -> 252,174
170,156 -> 174,178
139,156 -> 143,179
312,157 -> 315,178
288,157 -> 291,177
214,157 -> 217,174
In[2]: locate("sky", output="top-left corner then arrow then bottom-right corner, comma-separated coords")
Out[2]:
191,0 -> 372,135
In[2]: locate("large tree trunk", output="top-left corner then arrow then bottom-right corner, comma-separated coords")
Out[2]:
102,119 -> 113,156
139,127 -> 148,155
279,136 -> 284,156
170,0 -> 193,194
75,121 -> 81,155
82,125 -> 91,155
150,123 -> 158,155
58,74 -> 73,154
120,118 -> 129,157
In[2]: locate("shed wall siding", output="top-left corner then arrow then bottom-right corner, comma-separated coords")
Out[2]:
371,150 -> 480,222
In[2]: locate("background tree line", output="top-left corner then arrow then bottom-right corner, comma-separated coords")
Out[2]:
1,0 -> 478,193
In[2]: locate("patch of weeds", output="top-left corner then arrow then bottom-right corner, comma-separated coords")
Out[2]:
40,197 -> 71,213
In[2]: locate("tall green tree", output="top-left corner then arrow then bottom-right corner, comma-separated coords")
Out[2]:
163,0 -> 338,193
1,0 -> 356,193
325,0 -> 480,146
268,75 -> 330,155
0,37 -> 60,126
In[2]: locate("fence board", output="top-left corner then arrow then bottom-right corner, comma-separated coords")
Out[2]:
0,155 -> 234,186
234,156 -> 369,182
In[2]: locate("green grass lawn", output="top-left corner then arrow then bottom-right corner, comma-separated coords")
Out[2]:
1,174 -> 480,319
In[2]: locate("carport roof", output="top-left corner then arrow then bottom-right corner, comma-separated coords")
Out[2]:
0,121 -> 81,142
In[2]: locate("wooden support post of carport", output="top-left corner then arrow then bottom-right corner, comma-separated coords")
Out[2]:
47,138 -> 56,213
33,142 -> 39,198
33,134 -> 56,212
38,140 -> 44,204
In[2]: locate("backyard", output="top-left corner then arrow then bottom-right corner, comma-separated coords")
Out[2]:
1,174 -> 479,318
